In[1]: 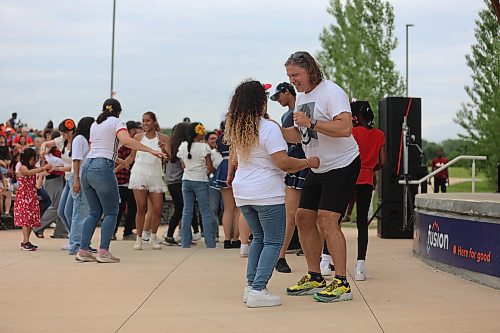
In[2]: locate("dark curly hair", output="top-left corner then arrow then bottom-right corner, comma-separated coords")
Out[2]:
225,80 -> 267,161
285,51 -> 324,87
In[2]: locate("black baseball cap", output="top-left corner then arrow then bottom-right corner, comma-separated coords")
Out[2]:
102,98 -> 122,112
270,82 -> 295,101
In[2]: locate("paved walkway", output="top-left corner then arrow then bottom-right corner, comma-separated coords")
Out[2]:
1,226 -> 499,333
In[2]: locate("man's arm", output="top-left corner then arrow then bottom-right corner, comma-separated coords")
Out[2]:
294,111 -> 352,138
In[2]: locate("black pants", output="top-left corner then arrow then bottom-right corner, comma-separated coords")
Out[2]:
434,178 -> 447,193
115,186 -> 137,236
355,184 -> 373,260
166,183 -> 200,237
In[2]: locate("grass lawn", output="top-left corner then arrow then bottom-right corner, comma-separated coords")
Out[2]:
448,166 -> 487,179
447,180 -> 496,193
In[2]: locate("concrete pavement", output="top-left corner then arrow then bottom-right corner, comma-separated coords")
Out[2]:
1,226 -> 499,333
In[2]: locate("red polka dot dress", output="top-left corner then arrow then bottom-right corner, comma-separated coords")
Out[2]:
14,174 -> 40,228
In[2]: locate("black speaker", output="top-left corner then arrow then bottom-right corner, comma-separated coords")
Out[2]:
377,97 -> 426,239
376,201 -> 413,239
379,97 -> 422,166
378,165 -> 428,203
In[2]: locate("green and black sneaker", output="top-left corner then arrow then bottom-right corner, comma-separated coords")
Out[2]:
286,274 -> 326,296
313,277 -> 353,303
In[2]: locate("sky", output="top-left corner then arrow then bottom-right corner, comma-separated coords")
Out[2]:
0,0 -> 487,143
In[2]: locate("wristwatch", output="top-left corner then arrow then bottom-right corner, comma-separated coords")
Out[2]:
310,118 -> 317,129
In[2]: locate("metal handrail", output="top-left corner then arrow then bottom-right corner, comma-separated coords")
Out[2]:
398,155 -> 487,193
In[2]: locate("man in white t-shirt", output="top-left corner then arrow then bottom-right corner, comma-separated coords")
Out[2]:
281,51 -> 360,303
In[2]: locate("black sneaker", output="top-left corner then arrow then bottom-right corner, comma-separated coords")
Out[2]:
21,242 -> 37,251
223,240 -> 232,249
161,236 -> 179,246
231,240 -> 241,249
275,258 -> 292,273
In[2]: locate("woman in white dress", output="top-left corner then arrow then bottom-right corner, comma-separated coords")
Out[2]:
129,111 -> 170,250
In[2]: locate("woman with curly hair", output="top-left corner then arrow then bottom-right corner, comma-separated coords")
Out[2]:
177,122 -> 216,248
226,80 -> 319,308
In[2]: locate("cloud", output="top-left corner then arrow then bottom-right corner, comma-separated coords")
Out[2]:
0,0 -> 486,143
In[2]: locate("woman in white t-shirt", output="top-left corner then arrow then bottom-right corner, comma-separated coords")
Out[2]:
75,98 -> 167,264
225,80 -> 319,308
68,116 -> 95,255
177,122 -> 216,248
34,119 -> 75,240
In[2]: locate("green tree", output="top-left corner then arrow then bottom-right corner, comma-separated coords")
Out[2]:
455,0 -> 499,187
317,0 -> 405,119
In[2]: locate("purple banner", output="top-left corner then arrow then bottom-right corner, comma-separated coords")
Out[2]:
414,213 -> 500,277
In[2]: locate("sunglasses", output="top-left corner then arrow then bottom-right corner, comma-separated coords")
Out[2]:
289,51 -> 308,62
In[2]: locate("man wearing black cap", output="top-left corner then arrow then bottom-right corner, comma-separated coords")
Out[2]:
270,82 -> 306,273
113,120 -> 141,240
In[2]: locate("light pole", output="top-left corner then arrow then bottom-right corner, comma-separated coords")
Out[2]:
405,24 -> 414,97
110,0 -> 116,98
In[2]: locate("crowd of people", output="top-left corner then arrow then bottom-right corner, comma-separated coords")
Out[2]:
5,51 -> 389,309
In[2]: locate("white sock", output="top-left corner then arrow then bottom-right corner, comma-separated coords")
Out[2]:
357,260 -> 365,271
320,254 -> 331,267
240,243 -> 249,250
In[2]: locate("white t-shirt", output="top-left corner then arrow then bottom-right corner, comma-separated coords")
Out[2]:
54,135 -> 72,179
210,148 -> 223,170
295,80 -> 359,173
177,141 -> 211,182
86,117 -> 127,161
232,118 -> 288,207
71,135 -> 90,176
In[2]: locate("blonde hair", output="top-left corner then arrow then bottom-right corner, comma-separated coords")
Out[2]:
225,80 -> 267,161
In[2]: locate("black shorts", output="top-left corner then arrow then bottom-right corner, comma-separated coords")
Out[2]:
299,156 -> 360,214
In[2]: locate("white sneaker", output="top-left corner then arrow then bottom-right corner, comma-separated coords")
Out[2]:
355,269 -> 366,281
133,237 -> 143,250
243,286 -> 251,303
240,244 -> 249,258
192,232 -> 201,241
149,234 -> 161,250
142,230 -> 151,241
246,289 -> 281,308
174,231 -> 181,243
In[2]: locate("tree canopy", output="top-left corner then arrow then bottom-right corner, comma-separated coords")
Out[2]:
455,0 -> 499,186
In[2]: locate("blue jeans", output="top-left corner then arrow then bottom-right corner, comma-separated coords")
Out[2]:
80,158 -> 119,251
58,176 -> 74,232
68,175 -> 90,254
240,204 -> 285,291
181,180 -> 215,248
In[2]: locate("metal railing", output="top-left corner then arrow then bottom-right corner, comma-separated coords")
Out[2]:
398,155 -> 487,193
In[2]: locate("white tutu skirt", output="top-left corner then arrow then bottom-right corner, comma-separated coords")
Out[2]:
128,172 -> 167,193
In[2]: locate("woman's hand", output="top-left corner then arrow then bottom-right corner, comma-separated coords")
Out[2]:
307,156 -> 320,169
73,178 -> 80,193
149,149 -> 168,159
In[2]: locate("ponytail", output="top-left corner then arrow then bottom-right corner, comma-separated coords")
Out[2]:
186,122 -> 204,160
97,98 -> 122,124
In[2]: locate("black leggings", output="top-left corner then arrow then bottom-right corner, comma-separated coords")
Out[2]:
355,184 -> 373,260
166,183 -> 199,237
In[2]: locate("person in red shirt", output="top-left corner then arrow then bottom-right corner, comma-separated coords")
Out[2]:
351,101 -> 386,281
432,148 -> 449,193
